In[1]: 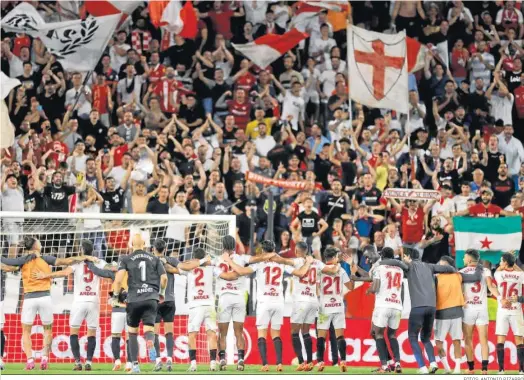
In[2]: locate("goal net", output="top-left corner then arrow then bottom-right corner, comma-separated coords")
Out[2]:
0,211 -> 235,365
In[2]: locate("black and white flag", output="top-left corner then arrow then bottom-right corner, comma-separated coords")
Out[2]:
1,3 -> 120,71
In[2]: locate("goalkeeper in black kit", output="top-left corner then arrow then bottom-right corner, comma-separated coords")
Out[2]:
113,230 -> 167,374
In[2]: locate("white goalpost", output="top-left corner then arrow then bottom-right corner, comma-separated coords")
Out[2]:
0,211 -> 236,365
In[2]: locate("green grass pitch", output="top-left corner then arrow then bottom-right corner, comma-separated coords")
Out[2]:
0,363 -> 521,375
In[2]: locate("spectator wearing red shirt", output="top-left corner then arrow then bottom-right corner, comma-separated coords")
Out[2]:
200,1 -> 245,40
91,75 -> 113,127
390,198 -> 433,247
217,88 -> 253,131
146,52 -> 166,84
515,72 -> 524,120
456,188 -> 514,217
450,39 -> 470,83
153,66 -> 191,114
235,59 -> 257,92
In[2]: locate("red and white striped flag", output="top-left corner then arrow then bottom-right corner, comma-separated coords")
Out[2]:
232,28 -> 309,69
84,0 -> 138,17
290,1 -> 341,31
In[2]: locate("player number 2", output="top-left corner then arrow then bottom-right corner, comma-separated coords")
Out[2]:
194,268 -> 204,286
264,266 -> 282,286
500,282 -> 518,298
139,261 -> 147,282
83,264 -> 94,283
386,271 -> 401,290
323,276 -> 341,295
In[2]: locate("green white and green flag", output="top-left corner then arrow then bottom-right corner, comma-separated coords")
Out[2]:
453,217 -> 522,266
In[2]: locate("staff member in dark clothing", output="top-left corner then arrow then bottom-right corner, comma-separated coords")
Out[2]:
151,239 -> 203,373
381,247 -> 456,374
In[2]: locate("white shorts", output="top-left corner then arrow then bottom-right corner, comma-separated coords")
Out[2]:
70,302 -> 100,330
290,302 -> 318,325
256,303 -> 283,329
0,301 -> 4,329
495,312 -> 524,337
217,293 -> 246,324
463,308 -> 489,326
318,312 -> 345,330
111,311 -> 127,335
435,318 -> 463,341
21,296 -> 53,325
372,307 -> 402,329
188,306 -> 216,333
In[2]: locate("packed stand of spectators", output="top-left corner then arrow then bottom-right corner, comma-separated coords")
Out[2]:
1,0 -> 524,269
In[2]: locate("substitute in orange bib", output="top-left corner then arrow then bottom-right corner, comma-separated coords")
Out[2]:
8,236 -> 93,371
434,256 -> 482,374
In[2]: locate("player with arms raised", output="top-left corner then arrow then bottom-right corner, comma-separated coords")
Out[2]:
214,235 -> 276,371
288,241 -> 338,371
224,240 -> 312,372
371,247 -> 404,373
6,237 -> 91,370
32,240 -> 108,371
113,230 -> 167,373
460,249 -> 497,375
317,246 -> 353,373
491,253 -> 524,374
152,240 -> 210,372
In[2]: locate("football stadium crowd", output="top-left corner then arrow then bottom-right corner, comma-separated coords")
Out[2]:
1,0 -> 524,375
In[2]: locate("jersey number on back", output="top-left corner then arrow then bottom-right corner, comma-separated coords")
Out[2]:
194,268 -> 204,286
323,276 -> 340,295
83,264 -> 94,283
299,268 -> 317,285
385,271 -> 401,290
500,282 -> 518,298
264,266 -> 282,286
138,261 -> 147,282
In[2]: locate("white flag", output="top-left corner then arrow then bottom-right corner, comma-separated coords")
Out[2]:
348,25 -> 409,113
1,3 -> 121,71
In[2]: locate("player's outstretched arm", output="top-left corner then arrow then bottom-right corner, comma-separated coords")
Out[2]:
321,262 -> 340,275
113,269 -> 127,297
32,266 -> 73,280
249,252 -> 277,264
87,261 -> 115,280
460,264 -> 483,283
1,263 -> 19,272
380,259 -> 409,272
270,254 -> 295,266
222,253 -> 254,276
178,258 -> 203,271
164,263 -> 180,274
1,254 -> 35,266
219,271 -> 240,280
54,255 -> 96,266
291,256 -> 313,278
429,263 -> 457,274
369,278 -> 380,294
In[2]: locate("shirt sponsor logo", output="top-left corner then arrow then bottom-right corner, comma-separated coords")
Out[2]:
264,287 -> 279,297
324,297 -> 342,308
194,289 -> 210,301
137,283 -> 153,294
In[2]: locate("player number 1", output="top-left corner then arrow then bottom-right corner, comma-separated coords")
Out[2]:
139,261 -> 147,282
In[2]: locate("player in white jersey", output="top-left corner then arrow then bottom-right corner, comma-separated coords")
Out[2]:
460,249 -> 497,375
224,240 -> 312,372
317,246 -> 353,373
288,241 -> 338,371
370,248 -> 404,373
33,240 -> 107,371
214,235 -> 276,371
1,263 -> 18,370
177,247 -> 234,372
491,253 -> 524,374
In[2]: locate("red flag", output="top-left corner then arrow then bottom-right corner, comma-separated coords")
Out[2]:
149,0 -> 198,39
179,2 -> 198,39
232,28 -> 309,69
406,37 -> 429,73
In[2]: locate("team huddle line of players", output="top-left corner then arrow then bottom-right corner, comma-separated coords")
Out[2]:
0,233 -> 524,374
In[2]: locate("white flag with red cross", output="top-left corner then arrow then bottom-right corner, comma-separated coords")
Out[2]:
348,25 -> 409,113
